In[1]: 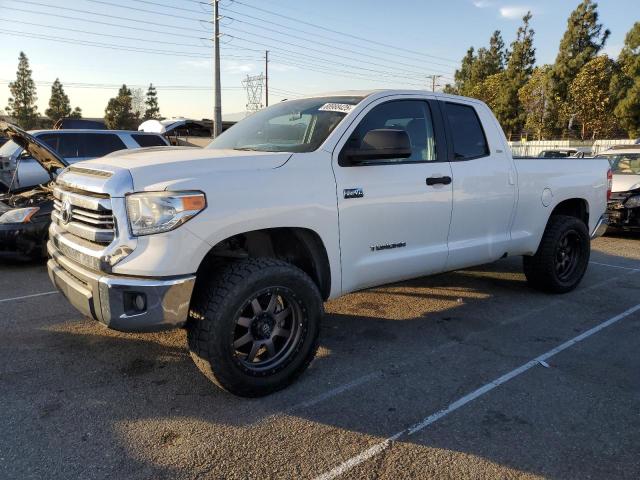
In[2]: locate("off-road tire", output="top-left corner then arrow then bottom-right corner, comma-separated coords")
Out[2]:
523,215 -> 590,293
187,257 -> 323,397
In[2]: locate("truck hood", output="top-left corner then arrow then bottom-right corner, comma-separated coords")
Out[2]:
0,121 -> 68,181
80,146 -> 293,191
612,174 -> 640,193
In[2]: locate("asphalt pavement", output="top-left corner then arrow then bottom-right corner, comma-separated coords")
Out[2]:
1,233 -> 639,479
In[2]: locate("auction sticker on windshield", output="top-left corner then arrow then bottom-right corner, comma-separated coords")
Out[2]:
318,103 -> 356,113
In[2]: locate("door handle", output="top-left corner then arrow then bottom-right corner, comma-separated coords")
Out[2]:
426,176 -> 452,186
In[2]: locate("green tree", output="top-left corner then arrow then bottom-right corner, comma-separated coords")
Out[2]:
5,51 -> 39,129
472,30 -> 506,82
45,78 -> 71,122
143,83 -> 161,120
70,106 -> 82,119
568,55 -> 619,139
104,84 -> 137,130
444,47 -> 476,95
549,0 -> 610,134
445,31 -> 507,96
614,22 -> 640,138
495,11 -> 536,139
518,66 -> 553,140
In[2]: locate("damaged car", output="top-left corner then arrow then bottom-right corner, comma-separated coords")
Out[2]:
597,145 -> 640,232
0,122 -> 169,258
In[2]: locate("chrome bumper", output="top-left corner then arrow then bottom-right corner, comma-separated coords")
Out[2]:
590,214 -> 608,239
47,241 -> 196,332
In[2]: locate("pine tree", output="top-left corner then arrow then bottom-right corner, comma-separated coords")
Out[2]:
549,0 -> 610,133
613,22 -> 640,138
495,12 -> 536,139
143,83 -> 161,120
70,107 -> 82,119
104,84 -> 137,130
568,55 -> 619,139
5,52 -> 39,129
472,31 -> 506,82
445,31 -> 506,96
519,66 -> 553,140
45,78 -> 72,122
444,47 -> 476,95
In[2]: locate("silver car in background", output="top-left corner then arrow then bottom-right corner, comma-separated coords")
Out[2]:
0,129 -> 169,191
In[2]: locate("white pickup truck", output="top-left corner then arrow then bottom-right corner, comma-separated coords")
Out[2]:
32,90 -> 611,396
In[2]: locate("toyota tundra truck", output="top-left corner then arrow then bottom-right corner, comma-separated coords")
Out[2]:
4,90 -> 611,397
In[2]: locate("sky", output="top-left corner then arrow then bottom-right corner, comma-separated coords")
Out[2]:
0,0 -> 637,120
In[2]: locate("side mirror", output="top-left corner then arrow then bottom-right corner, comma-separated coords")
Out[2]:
342,129 -> 412,165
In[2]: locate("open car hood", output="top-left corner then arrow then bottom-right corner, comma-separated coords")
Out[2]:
0,121 -> 68,181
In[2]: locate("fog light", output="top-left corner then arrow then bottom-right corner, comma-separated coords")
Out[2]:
124,292 -> 147,315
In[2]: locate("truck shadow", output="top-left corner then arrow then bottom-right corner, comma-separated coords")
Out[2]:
2,250 -> 638,478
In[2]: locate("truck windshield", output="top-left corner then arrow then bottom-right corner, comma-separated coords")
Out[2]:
207,96 -> 364,153
600,154 -> 640,175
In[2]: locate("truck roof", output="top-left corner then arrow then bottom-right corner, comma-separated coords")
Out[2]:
304,89 -> 481,103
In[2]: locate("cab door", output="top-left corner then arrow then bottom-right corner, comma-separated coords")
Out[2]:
440,100 -> 517,270
332,97 -> 453,294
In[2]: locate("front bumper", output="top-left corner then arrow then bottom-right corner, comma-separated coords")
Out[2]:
0,220 -> 49,257
47,241 -> 196,332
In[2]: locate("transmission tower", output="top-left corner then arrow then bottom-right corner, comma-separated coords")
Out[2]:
242,74 -> 265,115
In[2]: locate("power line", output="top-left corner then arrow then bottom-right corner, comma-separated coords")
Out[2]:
7,0 -> 207,32
0,79 -> 246,91
229,0 -> 458,64
0,29 -> 212,58
7,6 -> 211,40
0,19 -> 211,49
224,27 -> 446,78
80,0 -> 210,23
225,37 -> 454,83
223,8 -> 457,72
128,0 -> 211,15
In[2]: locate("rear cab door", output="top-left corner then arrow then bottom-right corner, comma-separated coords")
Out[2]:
331,94 -> 453,293
440,99 -> 517,270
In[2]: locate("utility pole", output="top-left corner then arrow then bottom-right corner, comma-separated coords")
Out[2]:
428,74 -> 443,92
212,0 -> 222,138
264,50 -> 269,107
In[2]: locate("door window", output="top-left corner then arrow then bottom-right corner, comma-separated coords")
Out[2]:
443,102 -> 489,160
344,100 -> 437,163
83,134 -> 127,157
38,133 -> 84,158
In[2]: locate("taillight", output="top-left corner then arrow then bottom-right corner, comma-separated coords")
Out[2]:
607,169 -> 612,201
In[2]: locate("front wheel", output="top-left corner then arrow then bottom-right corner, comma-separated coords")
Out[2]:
187,258 -> 322,397
523,215 -> 591,293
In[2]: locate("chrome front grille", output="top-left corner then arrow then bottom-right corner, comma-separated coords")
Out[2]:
52,186 -> 116,244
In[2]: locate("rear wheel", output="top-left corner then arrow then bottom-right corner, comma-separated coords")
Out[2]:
187,258 -> 322,397
523,215 -> 590,293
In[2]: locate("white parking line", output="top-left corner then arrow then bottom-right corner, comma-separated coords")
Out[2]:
590,261 -> 640,271
313,302 -> 640,480
287,372 -> 380,413
0,291 -> 59,304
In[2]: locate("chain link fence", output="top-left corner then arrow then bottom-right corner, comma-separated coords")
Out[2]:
508,139 -> 638,157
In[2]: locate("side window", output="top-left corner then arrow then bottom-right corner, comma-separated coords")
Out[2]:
344,100 -> 437,163
132,134 -> 167,147
37,134 -> 61,154
39,133 -> 84,158
443,102 -> 489,160
83,134 -> 127,157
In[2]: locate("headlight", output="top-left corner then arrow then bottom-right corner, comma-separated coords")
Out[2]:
0,207 -> 39,224
126,191 -> 206,236
624,195 -> 640,208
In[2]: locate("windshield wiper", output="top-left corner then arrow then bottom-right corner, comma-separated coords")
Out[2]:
233,147 -> 259,151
